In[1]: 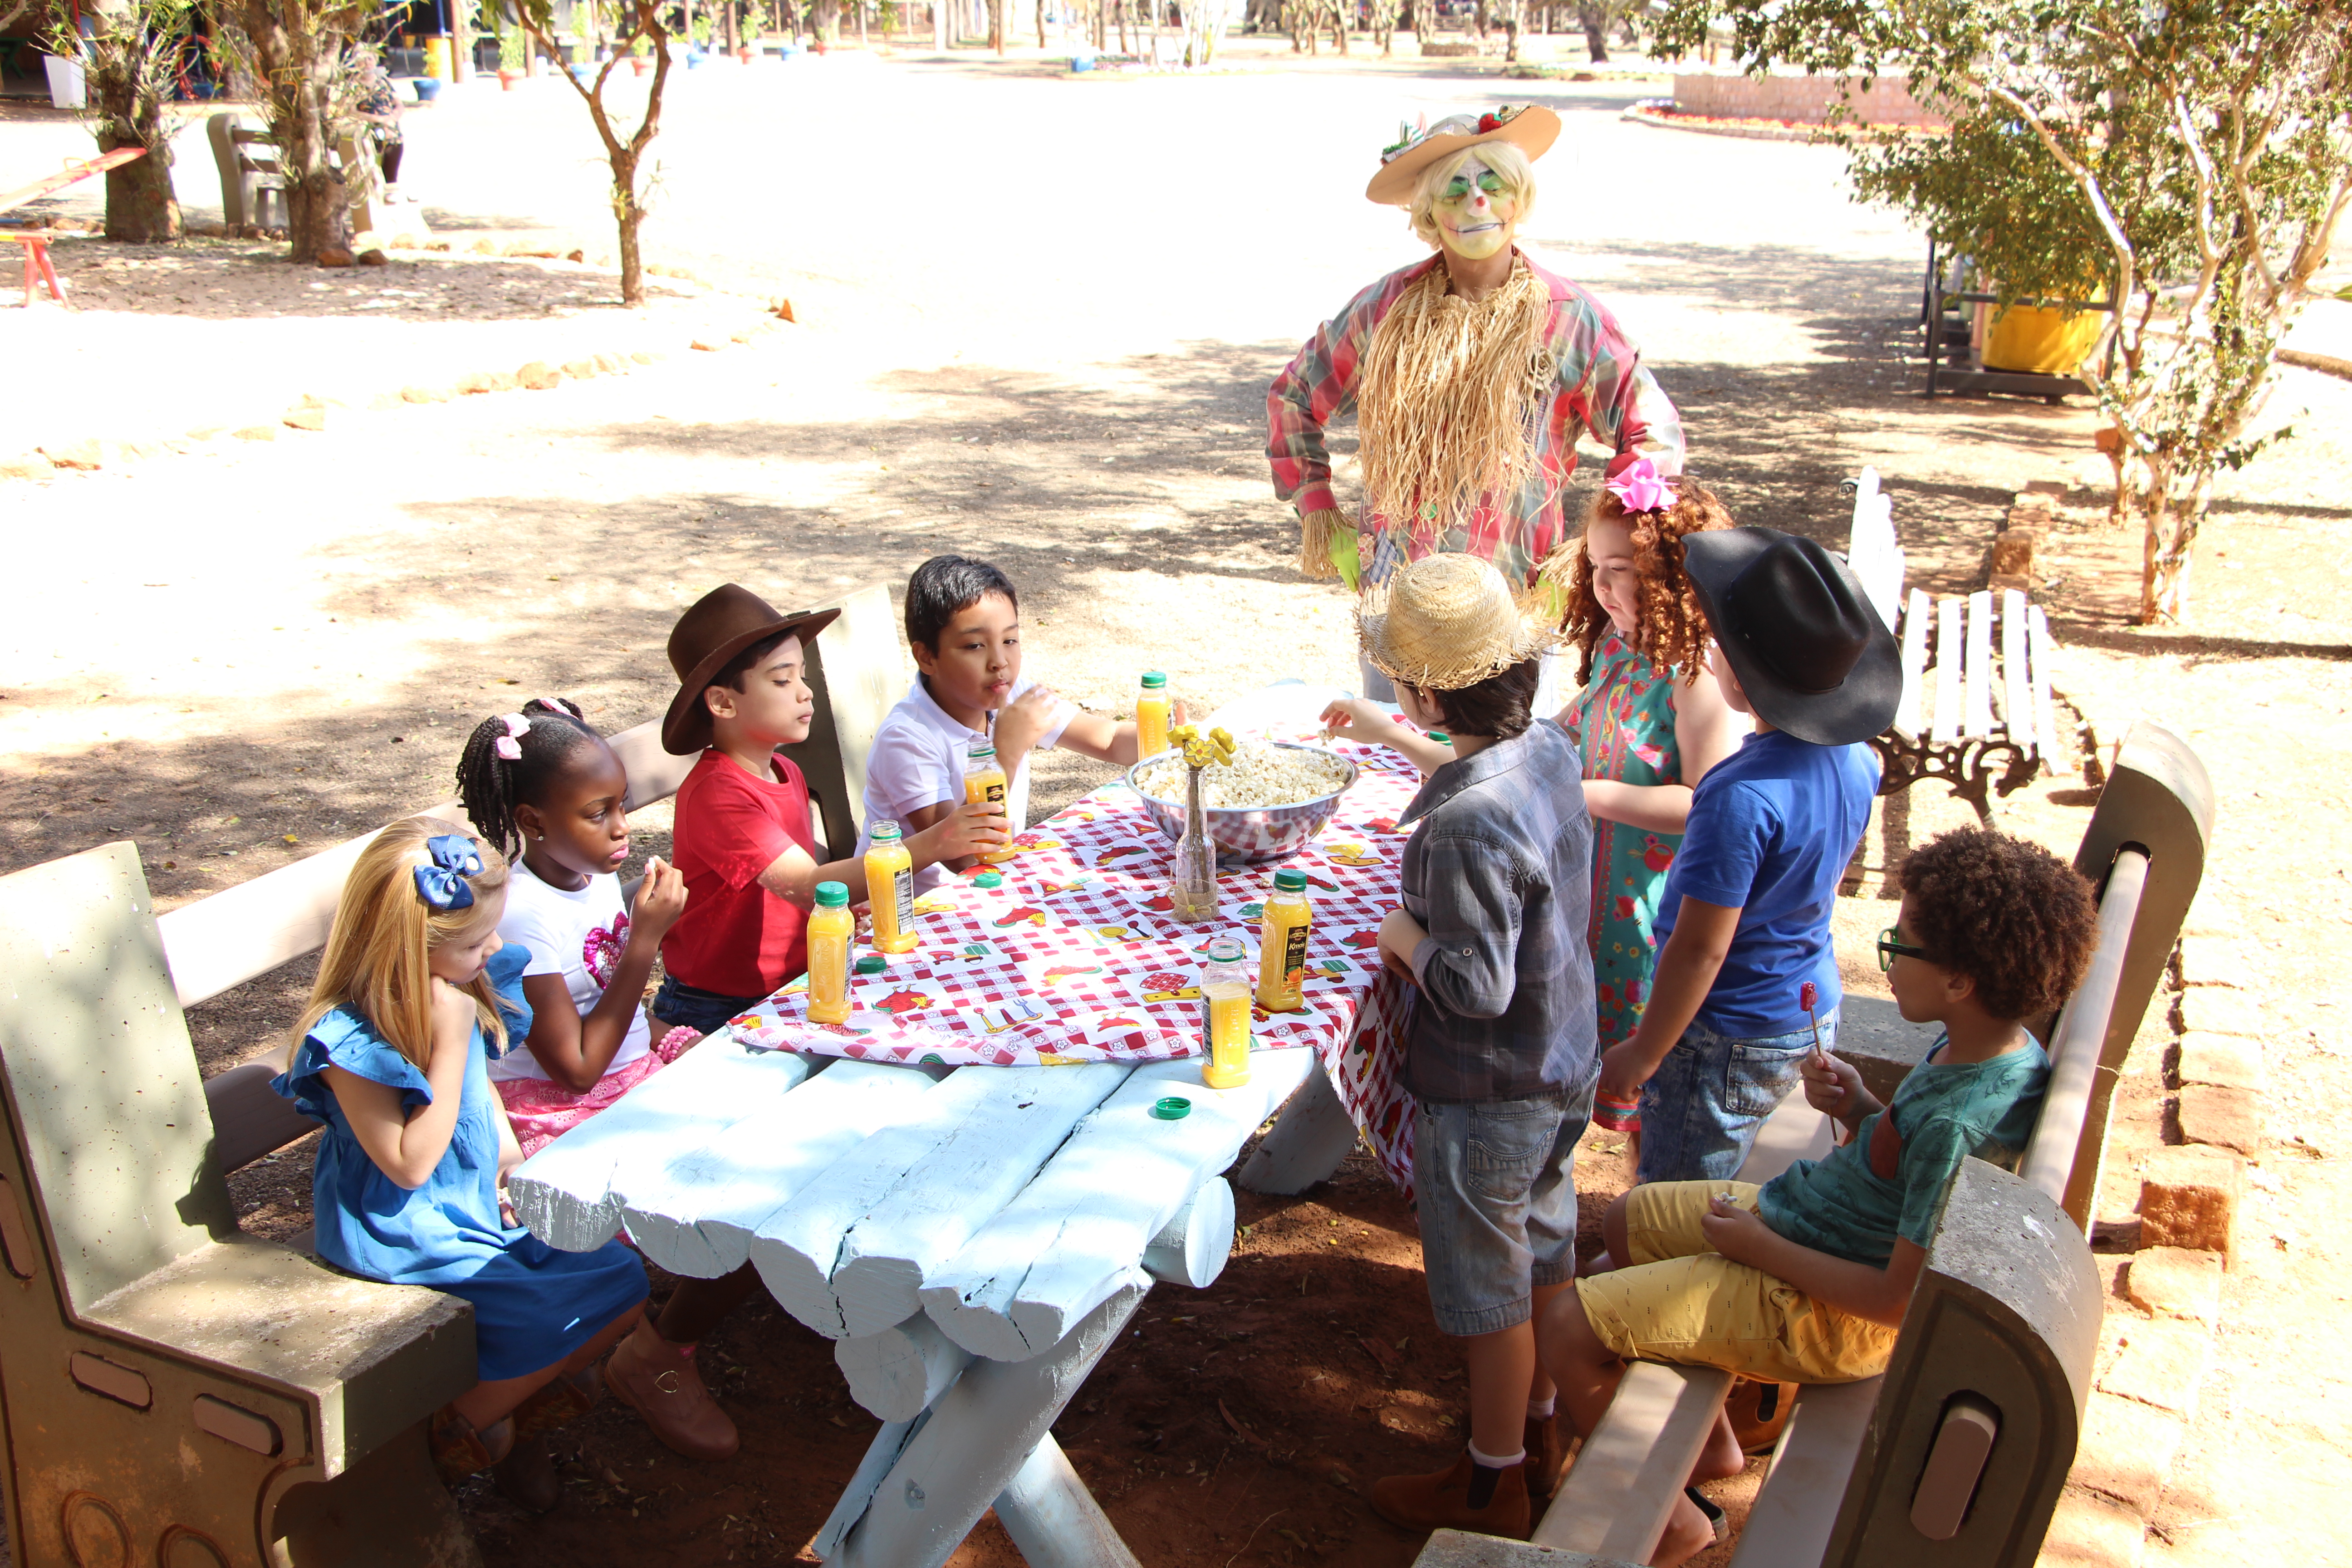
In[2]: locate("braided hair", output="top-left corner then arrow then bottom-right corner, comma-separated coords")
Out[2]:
454,696 -> 604,859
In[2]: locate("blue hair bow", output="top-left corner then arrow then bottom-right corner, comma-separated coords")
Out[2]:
413,833 -> 483,912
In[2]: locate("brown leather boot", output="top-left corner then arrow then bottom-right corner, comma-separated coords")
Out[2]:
492,1433 -> 562,1514
1370,1450 -> 1530,1540
1524,1414 -> 1566,1509
606,1321 -> 740,1462
427,1407 -> 514,1482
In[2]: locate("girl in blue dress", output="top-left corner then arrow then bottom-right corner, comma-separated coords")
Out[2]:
276,816 -> 657,1509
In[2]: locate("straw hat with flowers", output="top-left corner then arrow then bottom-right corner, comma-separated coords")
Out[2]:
1358,552 -> 1558,691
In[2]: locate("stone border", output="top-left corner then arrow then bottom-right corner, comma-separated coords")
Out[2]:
1620,98 -> 1820,143
0,250 -> 793,482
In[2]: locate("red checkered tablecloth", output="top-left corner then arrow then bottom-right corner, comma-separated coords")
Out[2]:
728,728 -> 1426,1192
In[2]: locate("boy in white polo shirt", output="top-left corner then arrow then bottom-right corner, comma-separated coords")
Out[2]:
860,555 -> 1175,886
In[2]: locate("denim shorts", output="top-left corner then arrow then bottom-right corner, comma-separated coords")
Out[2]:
649,975 -> 769,1037
1412,1080 -> 1596,1337
1635,1013 -> 1835,1185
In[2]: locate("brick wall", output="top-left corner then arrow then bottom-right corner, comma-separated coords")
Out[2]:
1671,71 -> 1948,128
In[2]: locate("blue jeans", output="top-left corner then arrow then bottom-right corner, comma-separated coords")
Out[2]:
649,975 -> 769,1037
1635,1013 -> 1836,1185
1412,1078 -> 1596,1337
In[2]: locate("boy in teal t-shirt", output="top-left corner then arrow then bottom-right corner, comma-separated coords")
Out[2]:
1537,827 -> 2101,1568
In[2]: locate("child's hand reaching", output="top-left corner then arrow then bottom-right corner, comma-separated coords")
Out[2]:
1800,1050 -> 1862,1120
935,799 -> 1013,862
1318,697 -> 1400,745
629,855 -> 689,941
994,684 -> 1066,762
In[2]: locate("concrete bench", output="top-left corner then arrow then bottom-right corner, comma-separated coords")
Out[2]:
1413,719 -> 2212,1568
1844,468 -> 2069,826
0,586 -> 901,1566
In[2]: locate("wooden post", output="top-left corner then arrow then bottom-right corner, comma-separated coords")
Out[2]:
828,1279 -> 1148,1568
1140,1176 -> 1234,1289
836,1312 -> 975,1421
992,1436 -> 1145,1568
1236,1060 -> 1358,1195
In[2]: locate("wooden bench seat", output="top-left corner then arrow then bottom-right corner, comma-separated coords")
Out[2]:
1418,720 -> 2213,1568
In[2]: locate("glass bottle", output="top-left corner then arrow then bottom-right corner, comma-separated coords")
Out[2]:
963,741 -> 1013,865
806,881 -> 854,1024
1256,867 -> 1313,1012
864,820 -> 917,954
1169,755 -> 1217,922
1135,671 -> 1171,758
1199,934 -> 1253,1089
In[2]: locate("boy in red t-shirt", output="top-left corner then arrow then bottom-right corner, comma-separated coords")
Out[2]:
612,586 -> 1006,1465
652,583 -> 1008,1035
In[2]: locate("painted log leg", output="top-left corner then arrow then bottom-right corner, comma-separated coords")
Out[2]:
827,1279 -> 1148,1568
1236,1059 -> 1358,1195
992,1434 -> 1143,1568
1139,1176 -> 1234,1289
837,1312 -> 975,1423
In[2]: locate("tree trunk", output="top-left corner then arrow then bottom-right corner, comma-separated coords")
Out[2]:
2130,455 -> 2205,624
985,0 -> 1002,50
85,26 -> 181,242
233,4 -> 350,262
1577,1 -> 1606,60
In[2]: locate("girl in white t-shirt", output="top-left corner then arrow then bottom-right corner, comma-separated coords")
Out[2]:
454,698 -> 692,1158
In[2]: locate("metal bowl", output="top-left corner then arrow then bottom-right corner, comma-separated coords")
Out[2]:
1124,742 -> 1360,866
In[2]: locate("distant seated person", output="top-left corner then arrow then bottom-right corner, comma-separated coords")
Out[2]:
1534,826 -> 2099,1567
350,46 -> 405,202
856,554 -> 1182,888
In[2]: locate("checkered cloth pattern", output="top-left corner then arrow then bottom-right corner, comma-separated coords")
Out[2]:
729,723 -> 1427,1194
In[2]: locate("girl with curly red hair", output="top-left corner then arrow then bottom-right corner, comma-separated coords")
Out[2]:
1542,469 -> 1743,1061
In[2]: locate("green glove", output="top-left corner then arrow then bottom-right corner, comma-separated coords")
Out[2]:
1328,528 -> 1361,592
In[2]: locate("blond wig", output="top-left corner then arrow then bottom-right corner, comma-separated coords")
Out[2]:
1407,142 -> 1537,250
294,815 -> 512,1071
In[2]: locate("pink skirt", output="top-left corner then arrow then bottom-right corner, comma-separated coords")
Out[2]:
495,1033 -> 696,1160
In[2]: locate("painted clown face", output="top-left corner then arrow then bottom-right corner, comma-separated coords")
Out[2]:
1433,152 -> 1518,261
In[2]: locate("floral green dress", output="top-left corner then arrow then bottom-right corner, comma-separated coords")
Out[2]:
1559,632 -> 1687,1048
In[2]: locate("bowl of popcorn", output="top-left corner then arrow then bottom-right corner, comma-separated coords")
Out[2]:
1126,738 -> 1359,864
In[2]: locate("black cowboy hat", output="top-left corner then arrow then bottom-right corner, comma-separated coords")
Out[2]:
1681,527 -> 1900,747
662,584 -> 841,755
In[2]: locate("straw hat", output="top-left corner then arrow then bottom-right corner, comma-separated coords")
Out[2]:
1358,553 -> 1558,691
1365,104 -> 1562,206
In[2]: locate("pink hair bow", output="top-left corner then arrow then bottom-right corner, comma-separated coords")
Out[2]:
1605,456 -> 1676,514
494,711 -> 530,761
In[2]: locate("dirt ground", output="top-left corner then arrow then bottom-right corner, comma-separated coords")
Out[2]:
1,39 -> 2347,1568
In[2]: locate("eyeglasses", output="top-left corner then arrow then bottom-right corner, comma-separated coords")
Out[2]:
1877,927 -> 1936,972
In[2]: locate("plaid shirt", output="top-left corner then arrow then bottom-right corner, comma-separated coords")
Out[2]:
1398,720 -> 1598,1102
1266,252 -> 1686,586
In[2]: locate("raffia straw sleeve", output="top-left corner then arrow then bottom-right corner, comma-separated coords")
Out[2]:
1299,506 -> 1351,581
1358,551 -> 1559,692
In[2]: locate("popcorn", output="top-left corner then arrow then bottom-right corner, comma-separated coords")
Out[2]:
1135,741 -> 1352,809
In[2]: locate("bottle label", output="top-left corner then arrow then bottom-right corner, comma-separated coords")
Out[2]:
892,865 -> 913,934
1281,921 -> 1309,990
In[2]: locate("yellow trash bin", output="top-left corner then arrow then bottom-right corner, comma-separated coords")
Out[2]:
1983,303 -> 2105,377
424,35 -> 454,81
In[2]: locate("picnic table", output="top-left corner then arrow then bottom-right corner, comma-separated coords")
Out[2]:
507,688 -> 1432,1565
0,147 -> 146,306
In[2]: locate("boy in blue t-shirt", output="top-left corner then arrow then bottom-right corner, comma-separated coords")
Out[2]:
1596,527 -> 1900,1183
1541,826 -> 2100,1568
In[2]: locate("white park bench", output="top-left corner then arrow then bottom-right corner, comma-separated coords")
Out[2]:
1410,720 -> 2214,1568
1843,468 -> 2068,826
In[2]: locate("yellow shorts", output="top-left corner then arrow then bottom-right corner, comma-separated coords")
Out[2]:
1573,1180 -> 1896,1385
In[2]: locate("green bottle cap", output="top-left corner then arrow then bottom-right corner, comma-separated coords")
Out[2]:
854,955 -> 887,975
870,820 -> 902,843
1151,1096 -> 1192,1120
1272,868 -> 1308,892
813,881 -> 848,908
1426,731 -> 1450,745
974,871 -> 1004,889
1140,671 -> 1167,690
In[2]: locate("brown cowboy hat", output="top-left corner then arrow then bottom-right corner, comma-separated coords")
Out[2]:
661,584 -> 842,755
1365,104 -> 1562,206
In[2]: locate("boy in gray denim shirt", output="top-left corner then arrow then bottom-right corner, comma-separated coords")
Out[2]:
1351,554 -> 1598,1541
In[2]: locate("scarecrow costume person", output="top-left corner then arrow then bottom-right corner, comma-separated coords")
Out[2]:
1266,104 -> 1686,696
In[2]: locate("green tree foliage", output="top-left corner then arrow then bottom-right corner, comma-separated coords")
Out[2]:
1653,0 -> 2352,623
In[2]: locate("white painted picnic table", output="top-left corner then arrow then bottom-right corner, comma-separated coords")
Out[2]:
506,693 -> 1393,1566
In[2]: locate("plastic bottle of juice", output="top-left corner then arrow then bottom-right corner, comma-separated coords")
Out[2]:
1257,868 -> 1313,1013
806,881 -> 854,1024
1136,671 -> 1171,758
864,820 -> 917,954
964,741 -> 1013,865
1199,935 -> 1254,1089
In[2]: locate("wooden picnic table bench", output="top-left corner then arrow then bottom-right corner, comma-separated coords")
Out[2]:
1842,468 -> 2072,826
1412,719 -> 2213,1568
0,584 -> 904,1567
0,147 -> 146,306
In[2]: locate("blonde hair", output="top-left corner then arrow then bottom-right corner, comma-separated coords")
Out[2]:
294,816 -> 512,1071
1408,142 -> 1537,249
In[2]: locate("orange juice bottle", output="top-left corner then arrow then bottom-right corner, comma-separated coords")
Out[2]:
864,820 -> 917,954
806,881 -> 854,1024
964,741 -> 1013,865
1256,868 -> 1313,1013
1136,671 -> 1171,758
1199,935 -> 1254,1089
